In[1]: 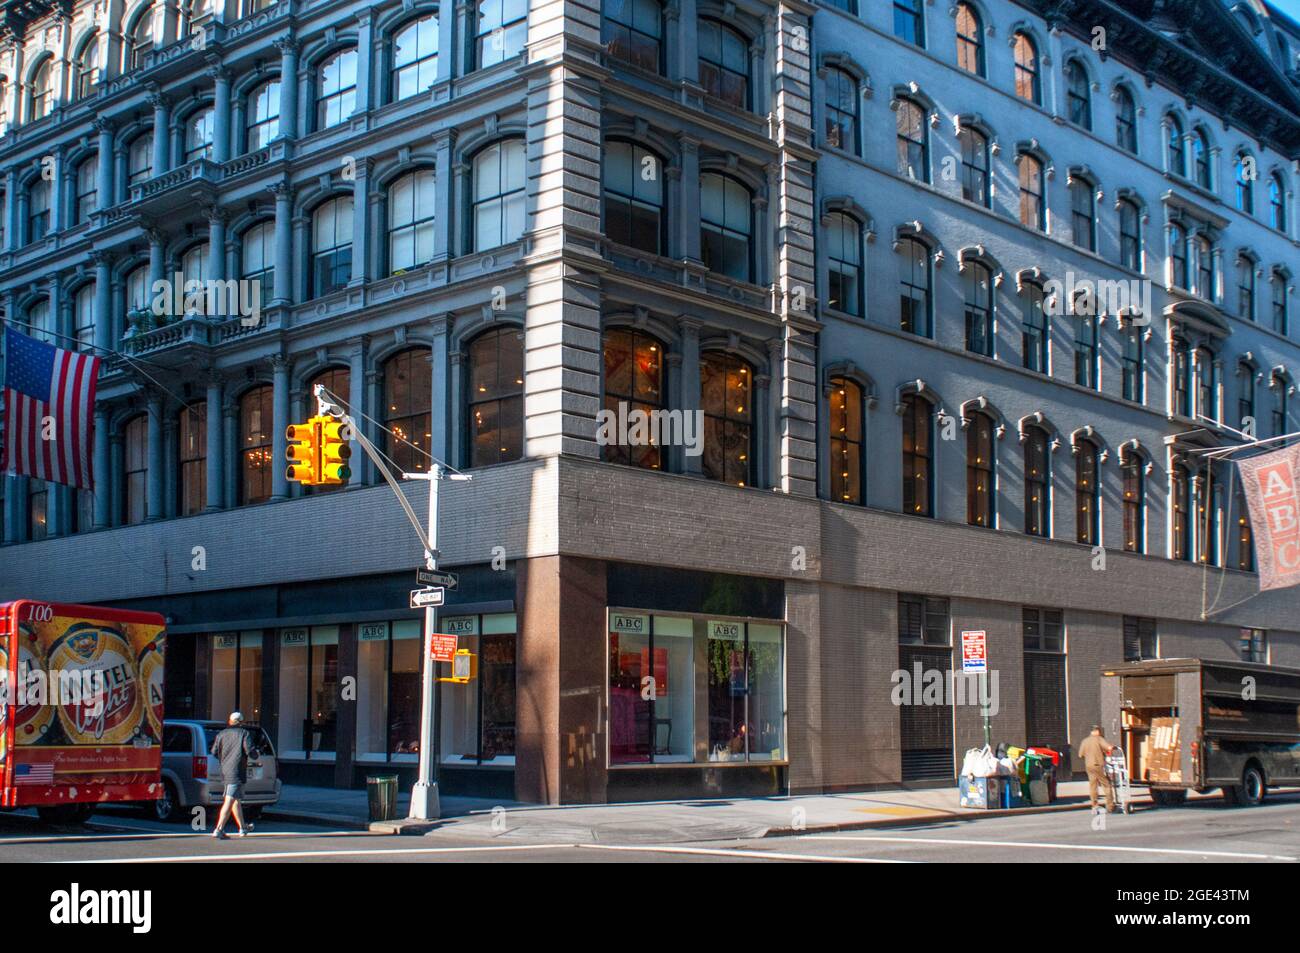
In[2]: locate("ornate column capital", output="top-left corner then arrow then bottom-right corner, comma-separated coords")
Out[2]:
91,116 -> 115,135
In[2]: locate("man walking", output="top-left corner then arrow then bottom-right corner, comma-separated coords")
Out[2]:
210,711 -> 255,839
1079,724 -> 1115,813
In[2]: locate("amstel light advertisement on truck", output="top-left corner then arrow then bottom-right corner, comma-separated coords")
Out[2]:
1,600 -> 166,819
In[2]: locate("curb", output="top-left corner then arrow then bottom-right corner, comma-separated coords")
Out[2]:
764,797 -> 1147,837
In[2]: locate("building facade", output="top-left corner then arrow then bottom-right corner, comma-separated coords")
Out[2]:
0,0 -> 1298,803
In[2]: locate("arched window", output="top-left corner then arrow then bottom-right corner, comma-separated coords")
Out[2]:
1194,234 -> 1215,300
828,377 -> 864,504
125,265 -> 149,318
1122,323 -> 1143,402
1121,449 -> 1144,553
898,236 -> 930,337
604,0 -> 663,73
1115,86 -> 1137,153
179,243 -> 209,316
1070,178 -> 1095,251
184,107 -> 215,162
1195,346 -> 1218,422
1074,311 -> 1098,389
77,35 -> 101,100
1018,153 -> 1044,230
895,98 -> 929,182
129,133 -> 154,185
75,156 -> 98,224
1012,32 -> 1039,104
1272,269 -> 1288,335
1195,469 -> 1219,566
825,212 -> 862,317
700,352 -> 754,486
26,298 -> 51,343
823,66 -> 858,155
472,139 -> 526,250
393,15 -> 438,101
959,126 -> 989,208
1024,426 -> 1050,536
1172,337 -> 1192,417
388,169 -> 437,273
475,0 -> 527,70
238,385 -> 274,505
178,402 -> 206,516
1166,114 -> 1186,177
962,260 -> 993,356
1272,372 -> 1289,436
1236,487 -> 1253,571
1269,173 -> 1287,232
127,6 -> 155,71
602,328 -> 665,469
1171,463 -> 1191,560
307,367 -> 350,491
699,172 -> 752,282
603,140 -> 664,255
467,329 -> 524,467
312,196 -> 354,297
1238,360 -> 1256,430
1236,153 -> 1254,214
1023,282 -> 1047,373
1169,223 -> 1188,289
698,19 -> 749,109
246,80 -> 281,150
74,283 -> 95,350
955,3 -> 984,76
1064,60 -> 1090,130
893,0 -> 924,47
1192,127 -> 1212,190
124,415 -> 149,525
27,179 -> 50,243
317,48 -> 358,129
1118,198 -> 1141,271
1237,256 -> 1256,321
29,59 -> 53,122
241,221 -> 275,302
966,411 -> 994,527
1076,440 -> 1100,545
385,349 -> 434,473
901,394 -> 931,516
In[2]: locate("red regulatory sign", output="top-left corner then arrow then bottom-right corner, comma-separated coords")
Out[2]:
960,630 -> 987,674
429,634 -> 458,662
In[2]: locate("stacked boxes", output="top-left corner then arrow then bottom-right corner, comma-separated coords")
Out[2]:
1146,718 -> 1182,784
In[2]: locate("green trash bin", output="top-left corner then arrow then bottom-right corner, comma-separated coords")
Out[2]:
367,775 -> 399,822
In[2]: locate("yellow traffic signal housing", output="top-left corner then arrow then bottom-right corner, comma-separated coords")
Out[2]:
285,421 -> 319,485
319,418 -> 352,485
438,649 -> 478,684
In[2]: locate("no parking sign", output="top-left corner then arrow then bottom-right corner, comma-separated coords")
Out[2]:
961,630 -> 987,674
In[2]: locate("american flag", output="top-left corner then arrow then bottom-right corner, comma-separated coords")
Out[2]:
2,326 -> 101,490
14,762 -> 55,785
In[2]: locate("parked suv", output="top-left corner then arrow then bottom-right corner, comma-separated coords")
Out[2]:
147,719 -> 281,823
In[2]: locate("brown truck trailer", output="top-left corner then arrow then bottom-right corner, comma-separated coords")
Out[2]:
1101,658 -> 1300,807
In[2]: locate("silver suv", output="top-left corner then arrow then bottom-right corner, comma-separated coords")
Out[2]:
148,719 -> 281,823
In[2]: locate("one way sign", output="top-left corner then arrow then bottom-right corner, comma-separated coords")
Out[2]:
416,568 -> 458,590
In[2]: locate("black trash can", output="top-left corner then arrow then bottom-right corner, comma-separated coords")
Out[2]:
367,775 -> 399,822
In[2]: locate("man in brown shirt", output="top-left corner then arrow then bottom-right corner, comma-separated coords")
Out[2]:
1079,725 -> 1115,813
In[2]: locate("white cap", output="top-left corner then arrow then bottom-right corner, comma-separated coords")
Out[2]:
230,711 -> 244,724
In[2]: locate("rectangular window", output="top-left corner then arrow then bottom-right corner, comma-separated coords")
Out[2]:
898,594 -> 950,646
1239,628 -> 1267,663
1074,315 -> 1098,389
440,613 -> 518,764
1123,616 -> 1157,661
1022,607 -> 1064,652
277,626 -> 339,759
357,620 -> 424,762
1122,328 -> 1144,402
209,631 -> 263,722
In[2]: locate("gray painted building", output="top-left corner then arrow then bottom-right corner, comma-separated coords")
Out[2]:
0,0 -> 1297,803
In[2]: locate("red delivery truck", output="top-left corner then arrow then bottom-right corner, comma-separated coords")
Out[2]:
1,600 -> 166,824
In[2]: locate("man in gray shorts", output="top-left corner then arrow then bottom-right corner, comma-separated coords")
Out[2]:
210,711 -> 255,839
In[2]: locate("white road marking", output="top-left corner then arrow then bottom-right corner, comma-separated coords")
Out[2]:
812,834 -> 1298,862
575,843 -> 911,863
64,844 -> 573,863
2,828 -> 371,845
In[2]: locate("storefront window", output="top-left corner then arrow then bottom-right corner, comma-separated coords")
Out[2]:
278,626 -> 339,759
440,614 -> 517,764
209,631 -> 262,722
357,620 -> 422,762
609,611 -> 783,766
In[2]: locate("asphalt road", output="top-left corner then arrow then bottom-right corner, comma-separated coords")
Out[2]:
3,792 -> 1299,863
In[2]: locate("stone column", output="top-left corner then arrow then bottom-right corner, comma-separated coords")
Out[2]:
754,373 -> 770,488
163,415 -> 178,519
347,337 -> 367,486
223,401 -> 239,507
436,4 -> 455,83
205,373 -> 224,510
292,213 -> 310,301
349,158 -> 370,286
94,118 -> 115,211
354,9 -> 374,114
149,88 -> 171,174
210,64 -> 231,163
429,316 -> 451,464
146,390 -> 164,520
2,168 -> 16,251
679,317 -> 702,475
93,409 -> 111,529
275,38 -> 298,146
766,337 -> 783,491
48,150 -> 64,233
271,355 -> 290,501
678,136 -> 701,263
451,160 -> 470,258
207,207 -> 227,282
270,182 -> 293,305
432,131 -> 455,262
147,226 -> 166,286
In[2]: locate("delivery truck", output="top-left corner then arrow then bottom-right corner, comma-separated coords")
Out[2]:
1101,658 -> 1300,807
1,600 -> 166,824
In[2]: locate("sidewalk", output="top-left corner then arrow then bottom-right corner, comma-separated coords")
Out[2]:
266,779 -> 1158,842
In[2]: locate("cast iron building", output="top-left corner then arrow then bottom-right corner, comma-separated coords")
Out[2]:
0,0 -> 1297,802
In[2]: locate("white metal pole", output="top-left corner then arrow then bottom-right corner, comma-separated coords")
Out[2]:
409,464 -> 442,820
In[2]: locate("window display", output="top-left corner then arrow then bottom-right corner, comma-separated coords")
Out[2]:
440,614 -> 517,764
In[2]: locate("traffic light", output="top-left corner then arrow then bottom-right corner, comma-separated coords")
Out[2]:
286,420 -> 319,485
319,418 -> 352,485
